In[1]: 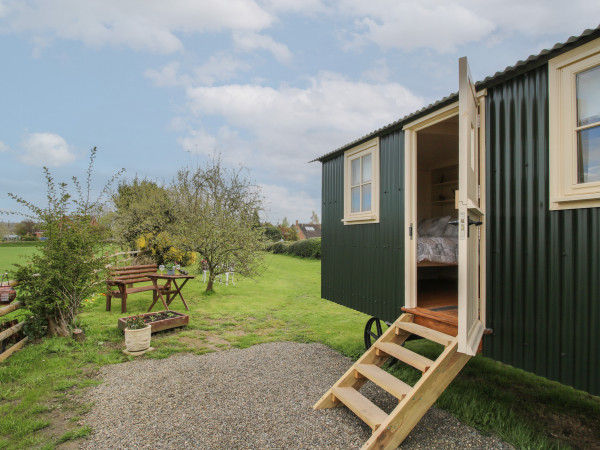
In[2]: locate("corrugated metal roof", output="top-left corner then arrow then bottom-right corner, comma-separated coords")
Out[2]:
313,25 -> 600,163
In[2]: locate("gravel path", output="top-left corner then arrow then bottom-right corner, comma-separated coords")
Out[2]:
79,342 -> 511,449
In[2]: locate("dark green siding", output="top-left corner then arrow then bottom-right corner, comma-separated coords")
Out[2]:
321,64 -> 599,395
321,130 -> 405,322
484,65 -> 600,395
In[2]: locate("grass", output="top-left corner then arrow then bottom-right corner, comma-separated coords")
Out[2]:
0,243 -> 39,274
0,251 -> 598,449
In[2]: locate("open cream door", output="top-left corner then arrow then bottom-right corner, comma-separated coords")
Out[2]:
457,57 -> 484,355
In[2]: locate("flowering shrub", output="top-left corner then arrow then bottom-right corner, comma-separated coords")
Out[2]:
125,315 -> 149,330
136,231 -> 196,266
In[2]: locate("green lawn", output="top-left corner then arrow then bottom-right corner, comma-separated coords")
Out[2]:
0,252 -> 598,449
0,243 -> 39,275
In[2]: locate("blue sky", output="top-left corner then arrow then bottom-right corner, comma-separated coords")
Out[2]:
0,1 -> 598,224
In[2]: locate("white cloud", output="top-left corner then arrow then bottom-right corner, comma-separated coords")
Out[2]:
19,132 -> 76,167
144,62 -> 186,87
362,58 -> 391,83
338,0 -> 494,53
30,34 -> 52,58
186,72 -> 423,147
233,32 -> 292,62
337,0 -> 600,53
193,55 -> 252,85
178,129 -> 219,155
182,72 -> 424,186
258,0 -> 330,15
259,183 -> 320,225
1,0 -> 274,54
145,55 -> 251,87
461,0 -> 600,37
0,141 -> 8,152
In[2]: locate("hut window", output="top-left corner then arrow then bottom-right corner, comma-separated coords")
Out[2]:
549,38 -> 600,210
343,137 -> 380,224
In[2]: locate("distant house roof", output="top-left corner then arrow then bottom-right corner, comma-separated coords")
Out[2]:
296,221 -> 321,239
313,25 -> 600,163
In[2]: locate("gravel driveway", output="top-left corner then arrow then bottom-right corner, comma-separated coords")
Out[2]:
79,342 -> 511,449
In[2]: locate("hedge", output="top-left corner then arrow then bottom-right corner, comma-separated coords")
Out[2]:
265,238 -> 321,259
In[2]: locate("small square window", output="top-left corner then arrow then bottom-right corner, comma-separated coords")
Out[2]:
549,38 -> 600,210
343,137 -> 380,224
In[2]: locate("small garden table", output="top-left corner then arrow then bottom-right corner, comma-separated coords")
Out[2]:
147,274 -> 195,311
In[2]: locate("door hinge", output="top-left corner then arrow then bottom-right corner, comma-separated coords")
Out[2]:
409,224 -> 413,240
478,185 -> 481,200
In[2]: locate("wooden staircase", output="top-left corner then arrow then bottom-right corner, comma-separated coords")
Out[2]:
313,313 -> 471,449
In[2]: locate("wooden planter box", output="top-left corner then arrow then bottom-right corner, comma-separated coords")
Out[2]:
118,311 -> 189,333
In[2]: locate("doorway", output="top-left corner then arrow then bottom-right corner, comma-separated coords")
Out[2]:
402,63 -> 486,354
404,112 -> 460,330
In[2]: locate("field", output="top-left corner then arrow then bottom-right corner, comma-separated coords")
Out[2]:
0,249 -> 598,449
0,243 -> 39,275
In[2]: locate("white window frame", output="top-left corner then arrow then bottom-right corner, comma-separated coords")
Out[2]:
549,37 -> 600,210
343,137 -> 380,224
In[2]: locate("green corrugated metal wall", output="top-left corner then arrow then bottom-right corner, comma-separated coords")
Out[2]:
484,65 -> 600,395
321,130 -> 405,322
321,64 -> 599,395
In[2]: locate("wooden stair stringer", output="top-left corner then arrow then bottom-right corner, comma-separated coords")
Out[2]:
313,314 -> 415,410
361,339 -> 471,450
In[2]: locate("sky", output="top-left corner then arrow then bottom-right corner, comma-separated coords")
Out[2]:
0,1 -> 598,224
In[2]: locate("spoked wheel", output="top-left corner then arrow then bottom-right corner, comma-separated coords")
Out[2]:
363,317 -> 397,367
364,316 -> 385,350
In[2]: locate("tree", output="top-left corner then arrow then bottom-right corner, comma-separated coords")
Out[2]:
170,156 -> 265,292
264,225 -> 282,241
0,222 -> 9,237
15,220 -> 36,237
279,224 -> 298,241
111,177 -> 175,249
8,148 -> 122,336
252,210 -> 261,229
310,210 -> 320,224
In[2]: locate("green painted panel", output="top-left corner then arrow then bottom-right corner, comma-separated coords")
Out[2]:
321,130 -> 405,323
321,63 -> 599,395
485,64 -> 600,395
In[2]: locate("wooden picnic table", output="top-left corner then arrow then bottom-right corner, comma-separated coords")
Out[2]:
147,274 -> 195,312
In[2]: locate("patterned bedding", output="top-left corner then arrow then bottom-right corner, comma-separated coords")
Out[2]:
417,216 -> 458,265
417,236 -> 458,264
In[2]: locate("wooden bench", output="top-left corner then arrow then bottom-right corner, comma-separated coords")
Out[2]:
106,264 -> 164,313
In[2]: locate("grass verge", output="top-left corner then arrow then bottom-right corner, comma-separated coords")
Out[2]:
0,252 -> 598,449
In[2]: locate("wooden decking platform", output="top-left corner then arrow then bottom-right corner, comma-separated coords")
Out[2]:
402,279 -> 458,337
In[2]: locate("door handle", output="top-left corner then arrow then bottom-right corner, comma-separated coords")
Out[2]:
448,217 -> 481,238
448,218 -> 481,226
468,218 -> 482,227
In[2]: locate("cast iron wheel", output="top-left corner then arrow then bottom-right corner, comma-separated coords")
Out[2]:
363,316 -> 384,350
363,317 -> 398,367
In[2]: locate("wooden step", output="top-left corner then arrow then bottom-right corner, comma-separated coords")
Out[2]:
374,342 -> 434,372
331,386 -> 388,431
401,307 -> 458,338
354,364 -> 412,400
395,321 -> 454,346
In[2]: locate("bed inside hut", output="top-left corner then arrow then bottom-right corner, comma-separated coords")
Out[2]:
402,115 -> 460,336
